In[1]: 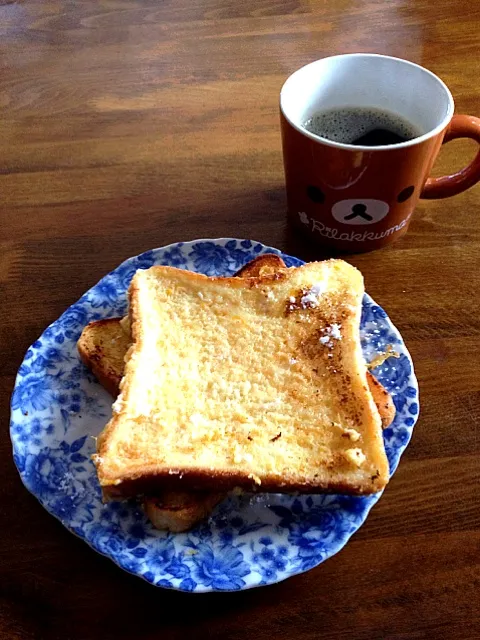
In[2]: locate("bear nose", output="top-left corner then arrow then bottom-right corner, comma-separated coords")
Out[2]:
344,204 -> 373,222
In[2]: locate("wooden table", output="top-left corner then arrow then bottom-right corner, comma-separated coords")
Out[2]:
1,1 -> 479,638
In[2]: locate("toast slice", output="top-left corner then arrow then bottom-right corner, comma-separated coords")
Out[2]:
79,255 -> 394,530
94,260 -> 390,499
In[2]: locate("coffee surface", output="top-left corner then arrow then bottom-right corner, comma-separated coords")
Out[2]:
303,106 -> 422,146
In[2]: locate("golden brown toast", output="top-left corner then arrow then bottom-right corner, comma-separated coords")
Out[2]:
94,260 -> 390,500
79,255 -> 394,530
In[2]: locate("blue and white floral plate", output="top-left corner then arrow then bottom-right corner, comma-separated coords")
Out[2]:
10,239 -> 419,592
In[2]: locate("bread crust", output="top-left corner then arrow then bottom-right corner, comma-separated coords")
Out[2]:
235,253 -> 287,277
77,318 -> 128,397
101,467 -> 388,501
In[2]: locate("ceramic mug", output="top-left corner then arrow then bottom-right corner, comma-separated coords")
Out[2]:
280,53 -> 480,252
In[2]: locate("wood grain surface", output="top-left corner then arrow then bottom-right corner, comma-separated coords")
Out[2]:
1,0 -> 479,638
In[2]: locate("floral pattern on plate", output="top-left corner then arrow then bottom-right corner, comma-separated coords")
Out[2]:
10,239 -> 419,592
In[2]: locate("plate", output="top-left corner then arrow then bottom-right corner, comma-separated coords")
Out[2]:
10,239 -> 419,592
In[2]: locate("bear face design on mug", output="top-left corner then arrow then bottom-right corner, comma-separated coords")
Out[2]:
306,184 -> 415,226
295,180 -> 419,246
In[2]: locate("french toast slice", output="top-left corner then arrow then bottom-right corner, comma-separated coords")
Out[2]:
79,255 -> 394,530
94,260 -> 390,500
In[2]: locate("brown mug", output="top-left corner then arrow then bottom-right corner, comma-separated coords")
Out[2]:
280,54 -> 480,253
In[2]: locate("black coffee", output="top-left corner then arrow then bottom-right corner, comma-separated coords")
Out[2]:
303,106 -> 422,146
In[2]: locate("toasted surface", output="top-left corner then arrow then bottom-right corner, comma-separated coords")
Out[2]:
78,318 -> 131,397
79,320 -> 395,430
94,260 -> 389,498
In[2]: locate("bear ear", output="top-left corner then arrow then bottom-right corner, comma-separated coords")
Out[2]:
307,185 -> 325,203
397,185 -> 415,203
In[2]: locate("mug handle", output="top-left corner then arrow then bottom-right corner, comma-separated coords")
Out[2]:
421,114 -> 480,199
